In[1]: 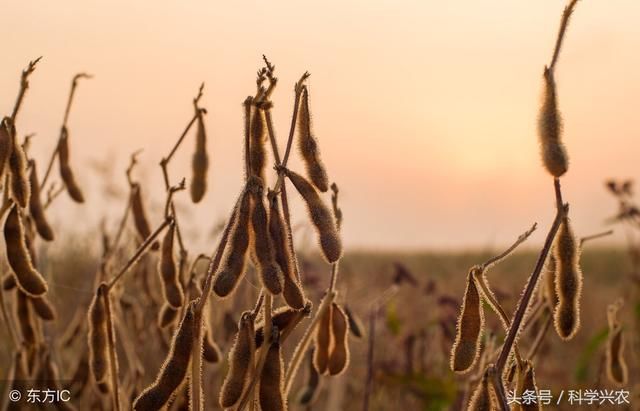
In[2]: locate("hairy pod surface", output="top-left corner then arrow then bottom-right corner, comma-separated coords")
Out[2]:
190,111 -> 209,203
4,205 -> 48,296
130,183 -> 158,250
203,328 -> 222,363
606,302 -> 628,387
88,284 -> 109,385
133,303 -> 196,410
58,127 -> 85,203
268,193 -> 305,309
544,254 -> 558,308
249,178 -> 283,295
285,169 -> 342,263
158,303 -> 178,328
0,118 -> 12,179
158,222 -> 184,308
515,361 -> 541,411
220,312 -> 256,408
213,189 -> 251,297
344,305 -> 364,339
259,341 -> 287,411
313,300 -> 333,374
249,107 -> 267,180
2,274 -> 17,290
6,120 -> 30,208
297,349 -> 320,405
467,368 -> 495,411
298,87 -> 329,192
450,271 -> 484,373
28,160 -> 54,241
30,295 -> 57,321
538,68 -> 568,177
553,217 -> 582,340
255,306 -> 303,348
16,290 -> 36,345
328,303 -> 350,375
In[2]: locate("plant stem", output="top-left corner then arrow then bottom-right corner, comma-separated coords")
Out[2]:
102,287 -> 121,411
237,293 -> 272,411
107,217 -> 172,290
549,0 -> 581,72
363,307 -> 376,411
495,180 -> 567,374
41,73 -> 91,188
10,57 -> 42,124
285,289 -> 336,395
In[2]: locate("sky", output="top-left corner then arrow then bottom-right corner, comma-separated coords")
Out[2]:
1,1 -> 640,252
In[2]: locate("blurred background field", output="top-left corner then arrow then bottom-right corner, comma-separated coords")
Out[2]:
1,241 -> 636,410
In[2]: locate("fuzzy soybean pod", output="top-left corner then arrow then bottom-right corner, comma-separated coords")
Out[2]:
605,303 -> 628,386
58,126 -> 85,203
259,339 -> 287,411
538,68 -> 568,177
7,121 -> 30,208
328,303 -> 350,375
297,349 -> 320,405
16,290 -> 36,345
515,361 -> 541,411
133,303 -> 196,411
544,254 -> 558,308
28,160 -> 54,241
130,183 -> 159,250
213,189 -> 251,297
220,312 -> 256,408
467,367 -> 495,411
268,193 -> 306,309
203,328 -> 222,363
158,222 -> 184,308
450,270 -> 484,373
30,295 -> 57,321
249,106 -> 267,180
313,299 -> 333,374
0,118 -> 12,179
88,284 -> 109,385
298,87 -> 329,192
190,110 -> 208,203
255,306 -> 303,348
157,303 -> 178,329
4,205 -> 48,297
553,217 -> 582,340
344,305 -> 364,339
2,274 -> 16,290
249,178 -> 283,295
285,169 -> 342,263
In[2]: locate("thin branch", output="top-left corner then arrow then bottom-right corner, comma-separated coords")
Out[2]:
11,57 -> 42,123
495,182 -> 567,373
43,183 -> 65,210
107,217 -> 173,290
549,0 -> 581,72
527,309 -> 553,360
285,288 -> 336,395
41,72 -> 92,188
273,72 -> 309,193
580,229 -> 614,247
237,293 -> 273,411
480,223 -> 537,270
102,286 -> 121,411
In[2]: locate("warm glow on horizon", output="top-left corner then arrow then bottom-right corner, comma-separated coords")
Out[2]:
2,1 -> 640,251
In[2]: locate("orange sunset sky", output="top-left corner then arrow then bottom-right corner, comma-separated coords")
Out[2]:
2,1 -> 640,251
